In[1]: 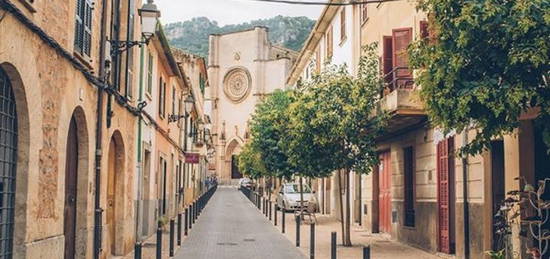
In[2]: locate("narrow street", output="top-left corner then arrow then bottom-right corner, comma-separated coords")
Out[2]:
174,187 -> 305,259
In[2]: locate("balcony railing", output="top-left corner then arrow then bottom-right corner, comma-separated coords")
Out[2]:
382,66 -> 414,96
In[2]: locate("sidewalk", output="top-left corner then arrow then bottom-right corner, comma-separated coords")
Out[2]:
274,211 -> 444,259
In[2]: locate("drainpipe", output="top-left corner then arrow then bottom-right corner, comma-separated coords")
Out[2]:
94,0 -> 109,256
135,37 -> 145,243
462,130 -> 470,259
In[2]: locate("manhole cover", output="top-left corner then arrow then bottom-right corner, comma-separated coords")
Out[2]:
243,238 -> 255,242
217,242 -> 238,246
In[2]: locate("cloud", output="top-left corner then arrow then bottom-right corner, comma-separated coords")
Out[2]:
155,0 -> 323,25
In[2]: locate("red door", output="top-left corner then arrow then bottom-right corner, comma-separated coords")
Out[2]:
437,137 -> 455,253
378,151 -> 392,233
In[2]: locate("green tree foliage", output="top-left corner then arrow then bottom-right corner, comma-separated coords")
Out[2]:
164,16 -> 315,58
409,0 -> 550,155
249,90 -> 297,180
285,43 -> 387,178
237,142 -> 266,180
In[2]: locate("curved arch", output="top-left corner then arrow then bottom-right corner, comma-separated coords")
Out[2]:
106,130 -> 126,255
63,106 -> 90,258
0,62 -> 30,258
225,137 -> 244,158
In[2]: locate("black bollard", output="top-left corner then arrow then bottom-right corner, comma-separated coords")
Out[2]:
274,204 -> 278,226
295,215 -> 301,247
310,223 -> 315,259
269,201 -> 272,221
134,242 -> 142,259
169,219 -> 175,256
177,213 -> 182,245
331,232 -> 337,259
189,205 -> 193,230
363,246 -> 370,259
184,208 -> 189,234
282,209 -> 286,233
156,224 -> 162,259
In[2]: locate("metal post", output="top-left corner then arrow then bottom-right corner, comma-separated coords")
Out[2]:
274,204 -> 278,226
331,232 -> 337,259
156,224 -> 162,259
189,205 -> 193,230
310,223 -> 315,259
268,201 -> 272,221
282,209 -> 286,233
184,208 -> 189,234
295,215 -> 301,247
169,219 -> 175,256
134,242 -> 142,259
363,246 -> 370,259
177,213 -> 182,245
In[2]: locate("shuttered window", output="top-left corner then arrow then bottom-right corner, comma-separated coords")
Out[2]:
326,26 -> 333,59
382,36 -> 393,85
361,4 -> 368,23
392,28 -> 412,78
159,77 -> 166,118
147,53 -> 153,95
74,0 -> 93,57
340,8 -> 346,42
403,146 -> 415,227
420,21 -> 429,39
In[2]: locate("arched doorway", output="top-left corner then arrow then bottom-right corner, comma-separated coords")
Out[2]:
0,67 -> 18,258
64,116 -> 78,259
106,131 -> 125,255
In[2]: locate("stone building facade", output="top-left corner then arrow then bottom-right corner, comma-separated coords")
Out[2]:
208,27 -> 297,184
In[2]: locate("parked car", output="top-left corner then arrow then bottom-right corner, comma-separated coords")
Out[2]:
276,183 -> 317,212
238,177 -> 252,190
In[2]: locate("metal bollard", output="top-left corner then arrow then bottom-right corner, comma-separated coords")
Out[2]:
269,201 -> 272,221
282,208 -> 286,233
134,242 -> 142,259
169,219 -> 175,256
295,215 -> 301,247
274,204 -> 278,226
189,205 -> 193,230
177,213 -> 182,245
184,208 -> 189,234
156,224 -> 162,259
363,246 -> 370,259
331,232 -> 337,259
310,223 -> 315,259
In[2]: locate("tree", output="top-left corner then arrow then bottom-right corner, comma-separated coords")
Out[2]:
409,0 -> 550,155
284,44 -> 387,246
237,142 -> 267,180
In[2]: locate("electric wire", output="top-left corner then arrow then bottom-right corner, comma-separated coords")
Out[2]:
243,0 -> 395,5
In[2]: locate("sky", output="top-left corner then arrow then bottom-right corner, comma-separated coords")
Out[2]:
155,0 -> 324,25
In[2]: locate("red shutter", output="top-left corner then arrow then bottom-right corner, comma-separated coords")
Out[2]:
392,28 -> 412,78
437,137 -> 454,254
382,36 -> 393,88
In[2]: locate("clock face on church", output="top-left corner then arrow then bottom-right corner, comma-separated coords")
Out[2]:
223,68 -> 252,103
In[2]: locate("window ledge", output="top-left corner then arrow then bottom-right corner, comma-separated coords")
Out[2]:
73,51 -> 94,71
18,0 -> 36,13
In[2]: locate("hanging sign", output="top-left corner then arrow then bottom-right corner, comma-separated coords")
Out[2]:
185,153 -> 200,164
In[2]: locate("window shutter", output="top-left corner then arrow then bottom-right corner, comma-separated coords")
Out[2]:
382,36 -> 393,86
326,26 -> 333,59
159,77 -> 163,117
147,54 -> 153,94
83,0 -> 92,56
392,28 -> 412,78
340,8 -> 346,41
362,4 -> 368,23
74,0 -> 84,53
420,21 -> 429,39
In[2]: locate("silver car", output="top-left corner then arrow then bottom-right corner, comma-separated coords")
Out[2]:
276,183 -> 317,212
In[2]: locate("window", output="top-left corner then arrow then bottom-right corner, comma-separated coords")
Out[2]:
361,4 -> 368,23
147,53 -> 153,95
159,77 -> 166,118
382,36 -> 393,85
326,26 -> 333,59
404,146 -> 415,227
199,75 -> 206,95
392,28 -> 413,88
172,87 -> 176,116
340,8 -> 346,42
315,47 -> 321,73
125,0 -> 136,99
420,20 -> 429,39
74,0 -> 93,57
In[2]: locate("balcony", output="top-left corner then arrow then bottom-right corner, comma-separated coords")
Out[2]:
378,67 -> 427,140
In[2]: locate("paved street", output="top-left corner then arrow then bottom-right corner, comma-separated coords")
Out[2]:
174,186 -> 305,259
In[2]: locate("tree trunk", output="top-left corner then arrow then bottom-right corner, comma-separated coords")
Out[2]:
344,169 -> 352,246
337,170 -> 345,244
299,176 -> 304,218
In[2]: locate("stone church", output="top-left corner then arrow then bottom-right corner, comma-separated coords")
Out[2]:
207,27 -> 297,184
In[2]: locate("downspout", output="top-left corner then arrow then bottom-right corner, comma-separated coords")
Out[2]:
462,130 -> 470,259
94,0 -> 109,256
135,37 -> 145,243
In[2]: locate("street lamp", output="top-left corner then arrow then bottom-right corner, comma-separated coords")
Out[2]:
109,0 -> 160,55
169,94 -> 194,123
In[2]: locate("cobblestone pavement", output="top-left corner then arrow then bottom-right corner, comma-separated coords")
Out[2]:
173,186 -> 305,259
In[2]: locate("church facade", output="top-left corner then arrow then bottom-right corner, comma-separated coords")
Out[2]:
207,27 -> 297,184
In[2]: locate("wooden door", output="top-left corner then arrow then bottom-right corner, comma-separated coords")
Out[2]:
231,155 -> 242,179
378,151 -> 392,233
107,140 -> 116,253
437,137 -> 455,253
64,117 -> 78,259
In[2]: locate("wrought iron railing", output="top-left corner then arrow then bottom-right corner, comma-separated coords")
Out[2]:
382,66 -> 415,96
